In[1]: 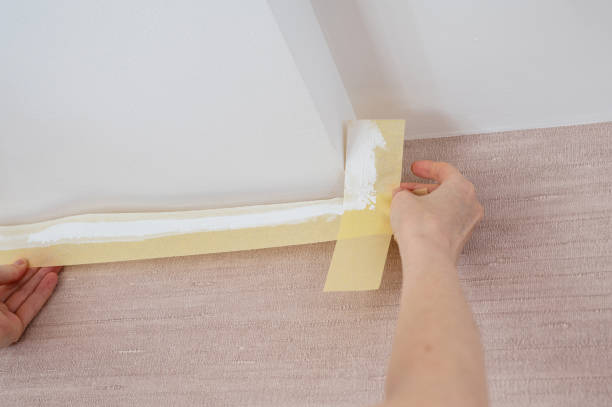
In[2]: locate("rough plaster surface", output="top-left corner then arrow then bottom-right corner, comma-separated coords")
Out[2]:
1,123 -> 611,406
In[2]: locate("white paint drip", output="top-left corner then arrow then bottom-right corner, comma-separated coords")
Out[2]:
0,120 -> 386,249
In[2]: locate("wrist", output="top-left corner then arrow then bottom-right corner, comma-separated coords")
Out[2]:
394,233 -> 457,270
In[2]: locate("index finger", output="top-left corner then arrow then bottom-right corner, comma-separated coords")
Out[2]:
410,160 -> 461,183
0,259 -> 28,285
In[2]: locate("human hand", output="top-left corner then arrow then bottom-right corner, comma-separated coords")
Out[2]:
391,160 -> 484,263
0,259 -> 62,348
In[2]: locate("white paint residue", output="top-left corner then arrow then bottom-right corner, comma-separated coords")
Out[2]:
343,121 -> 386,210
13,199 -> 344,248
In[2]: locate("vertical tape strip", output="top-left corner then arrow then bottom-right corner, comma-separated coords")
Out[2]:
324,120 -> 404,291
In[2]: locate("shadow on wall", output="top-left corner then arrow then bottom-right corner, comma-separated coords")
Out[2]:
311,0 -> 471,139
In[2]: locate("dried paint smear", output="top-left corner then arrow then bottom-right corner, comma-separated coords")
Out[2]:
343,120 -> 386,211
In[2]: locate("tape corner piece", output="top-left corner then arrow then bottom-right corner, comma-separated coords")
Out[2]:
323,119 -> 405,292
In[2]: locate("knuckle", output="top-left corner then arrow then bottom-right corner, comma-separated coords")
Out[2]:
442,161 -> 462,176
397,188 -> 416,201
455,178 -> 476,195
436,161 -> 452,171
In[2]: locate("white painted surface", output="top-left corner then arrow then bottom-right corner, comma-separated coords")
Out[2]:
268,0 -> 354,158
0,0 -> 352,225
1,120 -> 383,249
312,0 -> 612,139
5,0 -> 610,226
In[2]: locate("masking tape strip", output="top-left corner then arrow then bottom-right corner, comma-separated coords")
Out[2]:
324,120 -> 405,291
323,235 -> 392,291
0,120 -> 404,291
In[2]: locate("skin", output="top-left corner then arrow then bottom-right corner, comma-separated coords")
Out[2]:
0,160 -> 487,407
0,260 -> 62,348
379,160 -> 487,407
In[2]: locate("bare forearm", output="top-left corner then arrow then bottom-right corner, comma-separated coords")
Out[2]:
383,241 -> 488,407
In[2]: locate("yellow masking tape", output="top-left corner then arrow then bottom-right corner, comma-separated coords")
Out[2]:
323,235 -> 392,291
0,215 -> 342,267
0,120 -> 404,291
323,120 -> 405,291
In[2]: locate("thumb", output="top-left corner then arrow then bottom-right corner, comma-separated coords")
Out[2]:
0,259 -> 28,285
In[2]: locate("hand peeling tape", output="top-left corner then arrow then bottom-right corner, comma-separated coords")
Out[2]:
0,120 -> 404,291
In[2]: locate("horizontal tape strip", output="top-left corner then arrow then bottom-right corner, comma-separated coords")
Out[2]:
0,120 -> 404,293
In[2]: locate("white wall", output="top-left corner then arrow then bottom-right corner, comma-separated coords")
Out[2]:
0,0 -> 351,224
4,1 -> 610,224
268,0 -> 354,157
312,0 -> 612,139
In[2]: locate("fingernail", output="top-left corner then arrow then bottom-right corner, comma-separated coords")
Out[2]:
14,258 -> 26,266
412,188 -> 429,196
